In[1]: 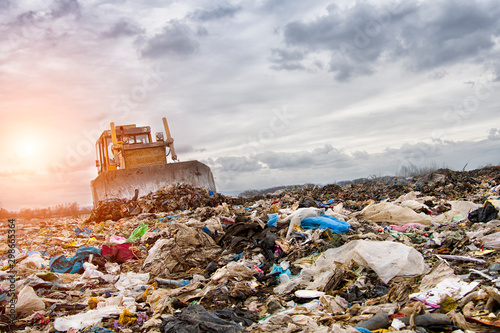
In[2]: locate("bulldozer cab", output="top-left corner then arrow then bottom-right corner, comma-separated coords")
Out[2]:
95,124 -> 167,174
91,117 -> 215,205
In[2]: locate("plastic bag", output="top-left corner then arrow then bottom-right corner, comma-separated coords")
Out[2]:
275,240 -> 428,292
54,305 -> 123,331
481,232 -> 500,249
110,235 -> 127,244
211,262 -> 255,284
115,272 -> 150,296
320,240 -> 428,283
469,201 -> 499,223
356,202 -> 432,225
105,262 -> 121,275
284,208 -> 325,239
267,213 -> 279,227
15,285 -> 45,317
18,254 -> 49,270
126,224 -> 148,243
300,215 -> 350,234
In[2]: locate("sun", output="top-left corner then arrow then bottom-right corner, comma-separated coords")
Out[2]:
17,140 -> 41,159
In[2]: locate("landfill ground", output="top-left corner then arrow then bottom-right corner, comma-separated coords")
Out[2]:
2,165 -> 500,333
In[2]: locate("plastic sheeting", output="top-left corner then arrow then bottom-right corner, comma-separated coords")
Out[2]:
324,240 -> 428,283
356,202 -> 432,225
275,240 -> 427,293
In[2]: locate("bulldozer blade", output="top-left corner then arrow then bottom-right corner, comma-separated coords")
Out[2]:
90,160 -> 216,206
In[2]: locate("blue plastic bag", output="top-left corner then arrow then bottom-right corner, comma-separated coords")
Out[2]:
300,215 -> 350,234
50,247 -> 101,274
268,213 -> 279,227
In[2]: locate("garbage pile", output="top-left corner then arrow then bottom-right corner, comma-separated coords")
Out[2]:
1,166 -> 500,332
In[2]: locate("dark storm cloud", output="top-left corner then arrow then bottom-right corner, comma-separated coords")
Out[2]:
277,1 -> 500,81
102,19 -> 143,39
188,5 -> 242,22
141,21 -> 199,59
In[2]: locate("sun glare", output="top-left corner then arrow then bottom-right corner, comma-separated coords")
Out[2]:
19,142 -> 37,157
16,139 -> 42,160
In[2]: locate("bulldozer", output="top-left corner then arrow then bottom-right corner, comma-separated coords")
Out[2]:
90,117 -> 216,206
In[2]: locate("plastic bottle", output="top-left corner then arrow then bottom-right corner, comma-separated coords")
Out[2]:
155,277 -> 190,287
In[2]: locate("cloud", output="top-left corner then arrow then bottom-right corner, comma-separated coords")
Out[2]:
102,19 -> 143,39
188,5 -> 242,22
0,0 -> 9,10
257,144 -> 352,169
269,48 -> 306,71
208,156 -> 262,173
176,144 -> 206,154
429,70 -> 448,80
488,128 -> 500,140
3,0 -> 82,48
207,134 -> 500,192
275,1 -> 500,81
141,21 -> 200,59
51,0 -> 81,19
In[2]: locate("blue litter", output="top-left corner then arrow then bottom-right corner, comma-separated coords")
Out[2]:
268,213 -> 279,227
75,227 -> 92,236
209,190 -> 214,197
270,264 -> 291,277
50,247 -> 101,274
355,328 -> 371,333
84,326 -> 116,333
300,215 -> 350,234
202,226 -> 211,234
316,199 -> 336,207
162,200 -> 168,206
233,253 -> 243,260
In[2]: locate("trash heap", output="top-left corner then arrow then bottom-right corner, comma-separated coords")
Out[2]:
1,166 -> 500,332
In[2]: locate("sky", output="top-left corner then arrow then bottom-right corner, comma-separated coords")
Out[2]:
1,0 -> 499,211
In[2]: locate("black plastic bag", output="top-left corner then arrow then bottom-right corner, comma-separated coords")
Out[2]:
468,201 -> 499,223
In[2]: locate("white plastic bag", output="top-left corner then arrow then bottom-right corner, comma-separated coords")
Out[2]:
15,285 -> 45,317
320,240 -> 428,283
54,305 -> 123,331
284,207 -> 325,239
276,240 -> 428,292
115,272 -> 150,296
18,254 -> 49,270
